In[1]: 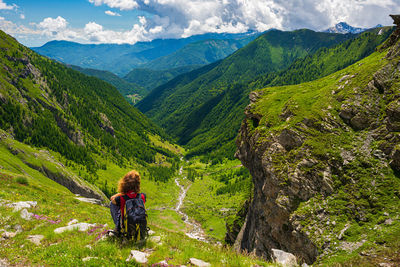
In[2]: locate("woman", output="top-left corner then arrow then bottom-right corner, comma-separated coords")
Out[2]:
109,170 -> 146,235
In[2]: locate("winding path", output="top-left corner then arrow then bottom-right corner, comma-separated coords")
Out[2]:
174,167 -> 208,242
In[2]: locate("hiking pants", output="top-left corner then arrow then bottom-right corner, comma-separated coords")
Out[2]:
109,201 -> 121,231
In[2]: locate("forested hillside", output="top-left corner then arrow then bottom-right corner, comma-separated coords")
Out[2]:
252,28 -> 393,88
138,29 -> 386,161
0,30 -> 174,174
124,65 -> 200,93
68,65 -> 147,99
122,38 -> 257,93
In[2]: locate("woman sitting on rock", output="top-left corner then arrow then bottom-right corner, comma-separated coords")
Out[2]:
109,170 -> 147,237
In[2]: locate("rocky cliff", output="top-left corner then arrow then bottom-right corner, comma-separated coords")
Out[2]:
234,16 -> 400,264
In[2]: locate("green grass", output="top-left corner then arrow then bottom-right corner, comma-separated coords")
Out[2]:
254,50 -> 387,132
0,170 -> 271,266
0,134 -> 272,266
182,159 -> 251,241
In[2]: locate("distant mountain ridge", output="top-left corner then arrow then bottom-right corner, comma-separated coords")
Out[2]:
31,31 -> 260,76
324,22 -> 383,34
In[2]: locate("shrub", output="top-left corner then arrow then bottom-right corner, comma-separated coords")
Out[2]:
15,175 -> 29,185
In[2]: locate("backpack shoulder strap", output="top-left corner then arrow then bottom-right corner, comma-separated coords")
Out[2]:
140,193 -> 146,204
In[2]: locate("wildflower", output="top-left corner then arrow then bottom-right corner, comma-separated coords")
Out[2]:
95,229 -> 109,241
31,213 -> 61,224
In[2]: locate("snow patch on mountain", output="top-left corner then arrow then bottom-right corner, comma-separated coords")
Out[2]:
324,22 -> 382,34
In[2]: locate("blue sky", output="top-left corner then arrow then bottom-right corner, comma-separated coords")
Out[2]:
1,0 -> 399,47
11,0 -> 147,29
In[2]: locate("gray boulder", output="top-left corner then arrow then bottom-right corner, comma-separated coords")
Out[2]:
271,249 -> 297,267
189,258 -> 211,267
125,250 -> 150,264
27,235 -> 44,245
8,201 -> 37,212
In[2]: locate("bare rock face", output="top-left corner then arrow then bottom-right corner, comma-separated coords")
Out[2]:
236,116 -> 320,263
55,114 -> 85,146
99,113 -> 115,137
24,161 -> 105,201
271,249 -> 298,267
387,100 -> 400,131
390,148 -> 400,171
390,14 -> 400,25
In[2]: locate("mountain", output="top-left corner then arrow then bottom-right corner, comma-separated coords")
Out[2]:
324,22 -> 383,34
123,65 -> 201,93
31,31 -> 260,76
0,29 -> 175,179
123,37 -> 258,93
68,65 -> 147,99
141,37 -> 257,70
233,23 -> 400,265
137,29 -> 362,159
252,27 -> 393,88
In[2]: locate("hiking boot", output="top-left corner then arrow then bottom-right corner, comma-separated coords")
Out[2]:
107,228 -> 121,237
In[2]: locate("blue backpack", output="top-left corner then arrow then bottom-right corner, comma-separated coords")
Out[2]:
120,193 -> 148,241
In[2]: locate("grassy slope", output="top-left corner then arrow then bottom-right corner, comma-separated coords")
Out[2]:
0,134 -> 270,266
253,27 -> 393,88
182,159 -> 252,241
250,43 -> 400,264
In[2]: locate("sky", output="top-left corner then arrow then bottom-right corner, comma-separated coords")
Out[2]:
0,0 -> 399,47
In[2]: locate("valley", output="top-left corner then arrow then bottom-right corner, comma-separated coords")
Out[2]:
1,12 -> 400,267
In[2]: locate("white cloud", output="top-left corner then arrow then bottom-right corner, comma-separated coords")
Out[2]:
20,14 -> 25,19
0,16 -> 40,35
28,15 -> 154,44
38,16 -> 68,33
105,10 -> 121,16
3,0 -> 400,46
38,16 -> 79,40
0,0 -> 16,10
83,17 -> 151,43
88,0 -> 400,39
88,0 -> 138,10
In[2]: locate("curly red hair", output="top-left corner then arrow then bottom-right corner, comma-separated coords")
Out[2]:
118,170 -> 140,194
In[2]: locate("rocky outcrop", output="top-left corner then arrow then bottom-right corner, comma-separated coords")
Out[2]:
234,17 -> 400,264
55,113 -> 85,146
225,199 -> 249,245
99,113 -> 115,137
4,137 -> 106,202
26,162 -> 105,201
235,110 -> 320,263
